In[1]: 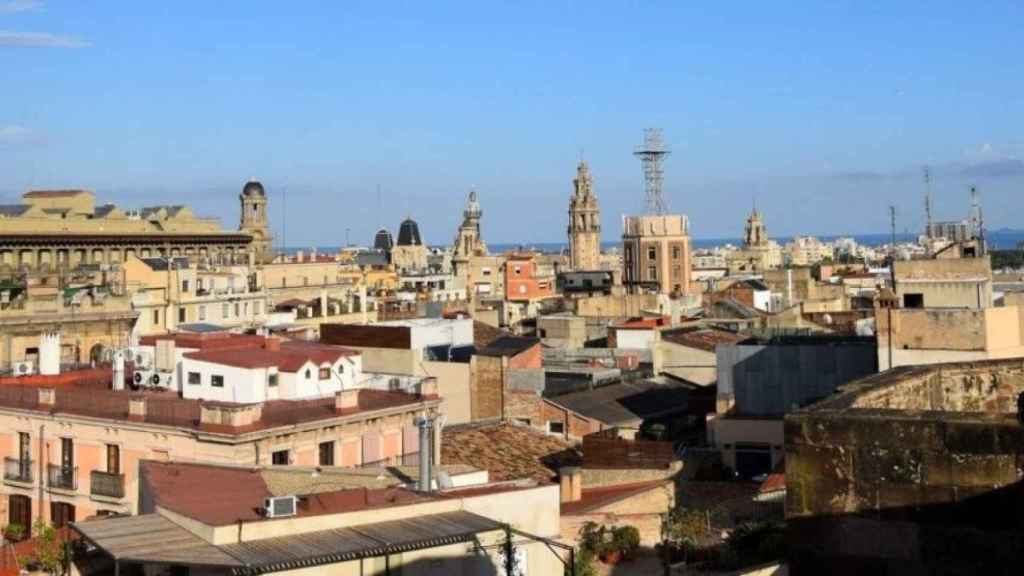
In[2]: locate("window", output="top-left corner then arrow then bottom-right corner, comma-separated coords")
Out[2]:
234,303 -> 240,317
196,279 -> 203,292
222,303 -> 230,318
647,247 -> 657,260
153,309 -> 160,326
181,279 -> 190,292
514,266 -> 522,276
319,441 -> 335,466
319,367 -> 331,380
61,437 -> 74,471
268,373 -> 278,387
547,421 -> 565,435
178,307 -> 186,323
211,375 -> 224,388
514,418 -> 531,426
188,372 -> 201,385
672,246 -> 681,260
903,293 -> 924,308
50,502 -> 75,528
8,495 -> 31,539
271,450 -> 289,466
106,444 -> 120,475
255,301 -> 262,315
198,305 -> 206,321
244,302 -> 249,317
305,368 -> 312,380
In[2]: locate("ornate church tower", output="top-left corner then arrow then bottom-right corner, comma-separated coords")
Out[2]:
453,188 -> 485,260
240,179 -> 272,262
452,189 -> 486,307
568,161 -> 601,270
744,206 -> 767,248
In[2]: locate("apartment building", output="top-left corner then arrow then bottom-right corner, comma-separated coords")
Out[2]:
123,256 -> 270,336
0,355 -> 440,532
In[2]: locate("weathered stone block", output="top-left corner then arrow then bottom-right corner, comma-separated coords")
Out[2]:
943,421 -> 1001,454
949,453 -> 1017,487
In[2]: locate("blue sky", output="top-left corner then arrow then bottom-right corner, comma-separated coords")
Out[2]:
2,1 -> 1022,247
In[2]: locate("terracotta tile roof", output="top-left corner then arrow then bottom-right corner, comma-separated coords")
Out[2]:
473,321 -> 513,348
758,473 -> 786,495
141,461 -> 439,526
661,327 -> 746,352
23,189 -> 91,198
441,422 -> 580,483
561,479 -> 669,515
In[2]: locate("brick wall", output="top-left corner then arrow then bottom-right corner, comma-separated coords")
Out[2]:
504,389 -> 542,426
470,355 -> 503,420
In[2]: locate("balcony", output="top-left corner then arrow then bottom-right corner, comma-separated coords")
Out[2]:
90,470 -> 125,499
47,464 -> 77,491
3,457 -> 33,484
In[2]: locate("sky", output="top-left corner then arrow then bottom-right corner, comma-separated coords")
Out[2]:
1,1 -> 1022,247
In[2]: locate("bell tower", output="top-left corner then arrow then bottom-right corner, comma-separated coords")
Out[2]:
568,161 -> 601,270
240,179 -> 272,262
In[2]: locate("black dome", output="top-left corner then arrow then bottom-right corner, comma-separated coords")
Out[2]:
397,218 -> 423,246
374,228 -> 394,252
243,180 -> 265,196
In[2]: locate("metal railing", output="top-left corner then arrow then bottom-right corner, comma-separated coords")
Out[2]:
3,457 -> 33,483
47,464 -> 77,491
90,470 -> 125,499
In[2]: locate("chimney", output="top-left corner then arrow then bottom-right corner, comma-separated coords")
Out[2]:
129,396 -> 147,419
335,389 -> 359,411
419,377 -> 438,398
264,337 -> 281,352
418,416 -> 433,493
559,467 -> 582,503
39,331 -> 61,376
38,388 -> 56,406
112,349 -> 126,391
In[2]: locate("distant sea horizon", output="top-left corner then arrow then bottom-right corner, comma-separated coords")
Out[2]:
283,228 -> 1024,255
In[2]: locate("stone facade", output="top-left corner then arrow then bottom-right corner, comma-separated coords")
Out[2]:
621,214 -> 692,295
786,358 -> 1024,574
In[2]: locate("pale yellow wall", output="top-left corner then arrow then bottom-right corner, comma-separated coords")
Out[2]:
657,341 -> 717,386
421,361 -> 471,425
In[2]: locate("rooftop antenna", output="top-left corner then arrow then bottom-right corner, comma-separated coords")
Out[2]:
633,128 -> 670,215
889,205 -> 897,259
923,166 -> 933,235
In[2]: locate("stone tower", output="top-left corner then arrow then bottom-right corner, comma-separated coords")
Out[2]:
452,189 -> 486,307
744,207 -> 767,248
239,179 -> 272,262
568,161 -> 601,271
453,188 -> 485,260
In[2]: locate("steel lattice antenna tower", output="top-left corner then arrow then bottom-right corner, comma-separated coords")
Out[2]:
634,128 -> 671,214
922,166 -> 933,234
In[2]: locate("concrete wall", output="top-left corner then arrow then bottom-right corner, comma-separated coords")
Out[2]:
422,360 -> 472,425
876,306 -> 1024,370
716,340 -> 877,417
658,341 -> 717,386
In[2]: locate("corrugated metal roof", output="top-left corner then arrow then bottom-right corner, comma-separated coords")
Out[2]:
74,510 -> 502,574
72,514 -> 243,567
222,510 -> 501,575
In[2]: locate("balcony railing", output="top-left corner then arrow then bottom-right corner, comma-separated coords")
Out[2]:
47,464 -> 77,491
3,457 -> 33,483
90,470 -> 125,499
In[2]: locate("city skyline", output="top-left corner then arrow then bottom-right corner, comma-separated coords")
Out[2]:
2,1 -> 1022,245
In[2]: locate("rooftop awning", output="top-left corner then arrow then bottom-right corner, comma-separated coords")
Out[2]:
72,514 -> 243,568
73,510 -> 503,575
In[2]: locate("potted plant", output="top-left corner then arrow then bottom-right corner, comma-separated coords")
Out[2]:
612,525 -> 641,560
2,523 -> 25,543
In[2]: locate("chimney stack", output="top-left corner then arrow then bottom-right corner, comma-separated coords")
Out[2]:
559,467 -> 582,503
335,389 -> 359,411
418,416 -> 433,493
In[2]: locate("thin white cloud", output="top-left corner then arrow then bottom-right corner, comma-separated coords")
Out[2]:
0,31 -> 90,48
0,1 -> 42,14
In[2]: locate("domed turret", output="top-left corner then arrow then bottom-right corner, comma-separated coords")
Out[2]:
243,180 -> 265,197
374,228 -> 394,252
397,218 -> 423,246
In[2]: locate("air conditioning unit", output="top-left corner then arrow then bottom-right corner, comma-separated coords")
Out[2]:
132,369 -> 154,387
149,371 -> 174,389
13,361 -> 35,376
133,350 -> 153,370
264,495 -> 298,518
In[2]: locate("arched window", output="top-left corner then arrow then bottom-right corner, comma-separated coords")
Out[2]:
305,368 -> 312,380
